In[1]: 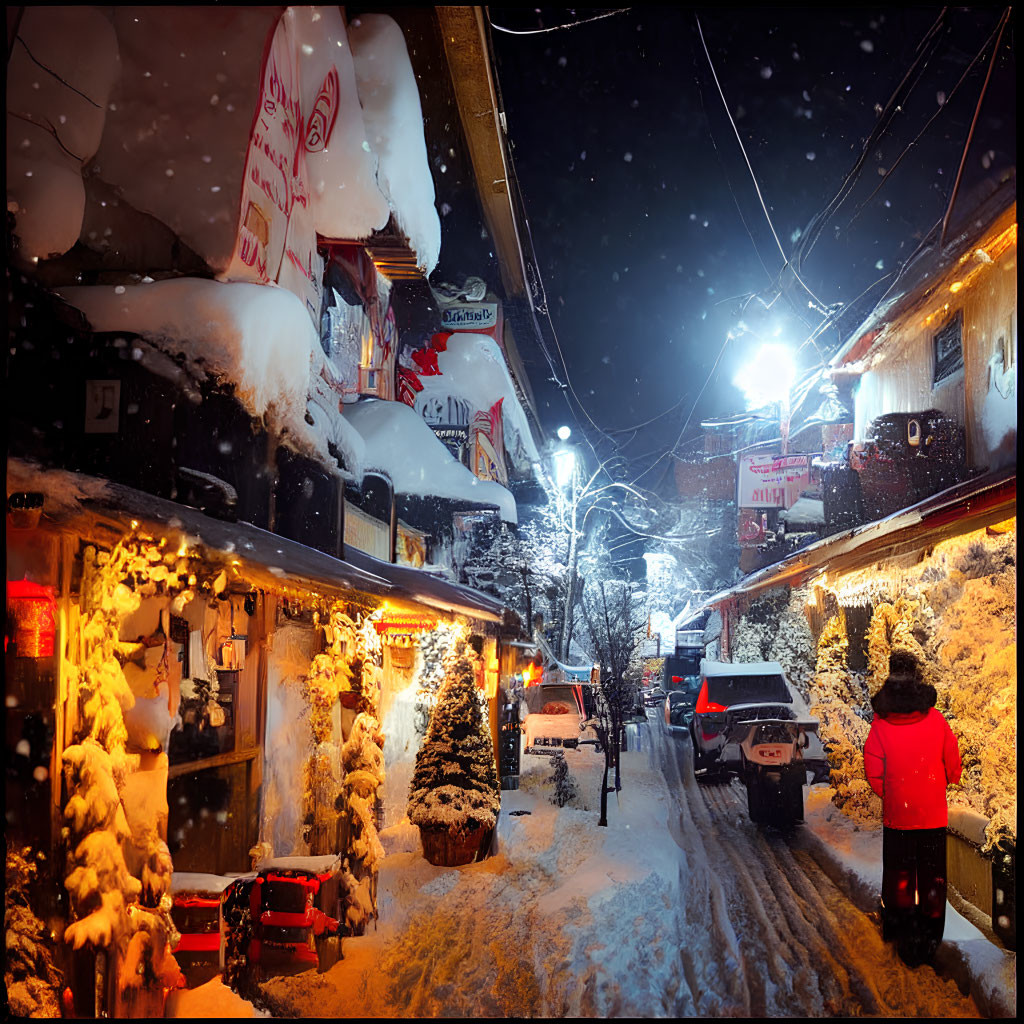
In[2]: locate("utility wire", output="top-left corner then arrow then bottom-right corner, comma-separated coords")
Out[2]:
940,7 -> 1010,245
793,8 -> 949,273
694,13 -> 831,319
488,8 -> 632,36
843,10 -> 1005,233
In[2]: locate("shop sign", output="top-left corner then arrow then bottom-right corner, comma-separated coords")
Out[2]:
432,425 -> 469,463
441,303 -> 498,331
374,612 -> 435,636
737,454 -> 810,508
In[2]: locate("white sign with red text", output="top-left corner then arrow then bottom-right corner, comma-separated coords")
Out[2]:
737,454 -> 811,509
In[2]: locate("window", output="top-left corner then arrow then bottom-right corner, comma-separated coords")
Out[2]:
933,311 -> 964,384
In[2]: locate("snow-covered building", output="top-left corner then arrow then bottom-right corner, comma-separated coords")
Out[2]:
6,5 -> 551,1015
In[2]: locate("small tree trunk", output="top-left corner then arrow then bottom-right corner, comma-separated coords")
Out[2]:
598,744 -> 610,827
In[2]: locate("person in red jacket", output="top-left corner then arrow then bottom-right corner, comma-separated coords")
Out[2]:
864,651 -> 962,967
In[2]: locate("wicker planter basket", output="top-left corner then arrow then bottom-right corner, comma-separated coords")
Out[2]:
418,823 -> 493,867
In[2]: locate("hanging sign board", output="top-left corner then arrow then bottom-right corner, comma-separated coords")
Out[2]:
737,454 -> 811,509
440,303 -> 498,331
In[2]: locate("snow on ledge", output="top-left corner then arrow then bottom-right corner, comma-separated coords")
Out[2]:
344,398 -> 517,523
349,14 -> 440,275
57,278 -> 321,452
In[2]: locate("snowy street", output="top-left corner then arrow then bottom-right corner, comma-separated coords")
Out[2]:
654,720 -> 981,1017
166,713 -> 1006,1019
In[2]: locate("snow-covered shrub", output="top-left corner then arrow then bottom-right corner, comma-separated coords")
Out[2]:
808,615 -> 880,823
804,524 -> 1016,848
407,644 -> 500,835
4,843 -> 63,1017
547,754 -> 578,808
339,713 -> 386,934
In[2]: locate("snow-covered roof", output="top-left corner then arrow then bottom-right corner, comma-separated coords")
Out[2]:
349,14 -> 440,275
343,398 -> 517,523
56,278 -> 322,452
292,5 -> 391,242
701,659 -> 785,677
415,333 -> 541,470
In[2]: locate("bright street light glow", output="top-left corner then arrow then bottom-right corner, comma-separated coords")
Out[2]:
553,448 -> 575,488
732,343 -> 796,409
556,425 -> 572,441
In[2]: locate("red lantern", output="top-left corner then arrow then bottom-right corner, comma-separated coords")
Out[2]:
6,580 -> 57,658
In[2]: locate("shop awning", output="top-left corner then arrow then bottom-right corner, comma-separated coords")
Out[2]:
7,458 -> 505,623
699,467 -> 1016,610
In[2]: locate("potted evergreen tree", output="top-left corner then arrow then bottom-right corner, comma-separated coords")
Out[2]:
407,643 -> 500,866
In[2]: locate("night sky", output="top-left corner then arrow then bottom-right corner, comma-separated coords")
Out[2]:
489,6 -> 1015,477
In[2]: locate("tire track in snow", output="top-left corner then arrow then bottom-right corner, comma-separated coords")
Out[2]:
656,725 -> 980,1017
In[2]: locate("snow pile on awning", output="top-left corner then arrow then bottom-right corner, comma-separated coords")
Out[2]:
56,278 -> 326,454
343,399 -> 517,523
415,333 -> 540,470
82,6 -> 279,273
6,7 -> 120,262
292,6 -> 391,241
349,14 -> 441,275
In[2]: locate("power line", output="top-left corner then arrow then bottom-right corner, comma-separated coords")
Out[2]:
843,10 -> 1005,234
940,7 -> 1011,245
488,9 -> 632,37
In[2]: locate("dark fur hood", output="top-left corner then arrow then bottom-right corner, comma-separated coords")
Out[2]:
871,680 -> 938,717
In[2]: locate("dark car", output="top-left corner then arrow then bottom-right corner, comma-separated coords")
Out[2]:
663,676 -> 700,728
689,660 -> 796,774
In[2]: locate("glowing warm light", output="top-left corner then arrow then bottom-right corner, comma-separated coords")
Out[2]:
733,343 -> 796,409
949,281 -> 963,293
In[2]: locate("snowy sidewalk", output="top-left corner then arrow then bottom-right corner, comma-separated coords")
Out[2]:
165,734 -> 1014,1017
800,787 -> 1016,1019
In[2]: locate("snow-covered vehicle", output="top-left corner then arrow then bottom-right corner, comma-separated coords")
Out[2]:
690,660 -> 821,825
522,684 -> 597,755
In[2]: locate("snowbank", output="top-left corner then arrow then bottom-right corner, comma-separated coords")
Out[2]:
258,742 -> 688,1017
416,333 -> 541,470
166,974 -> 266,1018
87,7 -> 277,273
56,278 -> 320,450
349,14 -> 441,275
6,6 -> 120,261
291,6 -> 390,240
344,399 -> 518,523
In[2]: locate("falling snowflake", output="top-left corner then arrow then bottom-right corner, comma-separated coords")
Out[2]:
806,152 -> 816,161
875,259 -> 884,270
624,152 -> 633,162
760,66 -> 773,79
860,39 -> 874,53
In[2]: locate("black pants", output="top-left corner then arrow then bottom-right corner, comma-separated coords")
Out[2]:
880,826 -> 947,964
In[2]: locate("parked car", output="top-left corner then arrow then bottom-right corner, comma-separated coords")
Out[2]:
663,676 -> 700,728
522,683 -> 598,754
690,660 -> 821,826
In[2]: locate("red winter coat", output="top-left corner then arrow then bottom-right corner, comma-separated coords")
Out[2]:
864,708 -> 962,829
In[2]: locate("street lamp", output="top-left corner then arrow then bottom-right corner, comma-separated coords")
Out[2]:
733,343 -> 796,454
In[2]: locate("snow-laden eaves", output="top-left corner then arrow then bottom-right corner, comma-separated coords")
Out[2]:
343,398 -> 517,524
415,332 -> 541,469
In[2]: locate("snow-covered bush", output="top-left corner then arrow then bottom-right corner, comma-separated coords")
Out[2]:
4,843 -> 63,1017
407,645 -> 500,835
